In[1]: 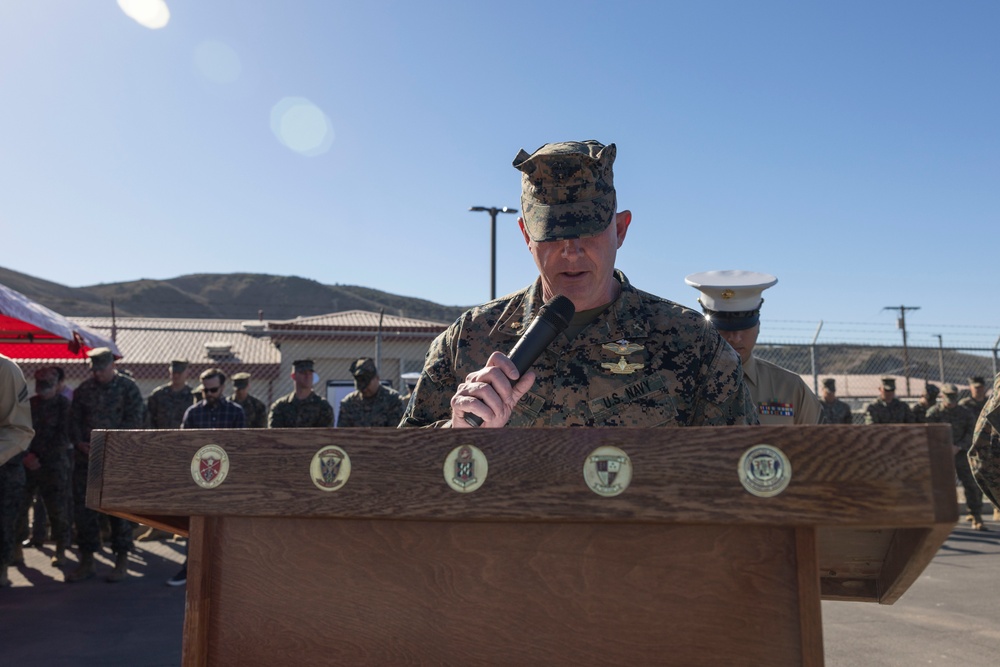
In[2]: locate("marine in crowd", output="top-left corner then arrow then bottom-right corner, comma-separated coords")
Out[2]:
268,359 -> 334,428
146,359 -> 193,429
0,354 -> 33,588
230,372 -> 267,428
927,384 -> 984,530
685,270 -> 822,425
863,378 -> 915,424
819,378 -> 853,424
337,358 -> 405,427
16,368 -> 72,568
401,139 -> 754,428
911,383 -> 939,424
67,348 -> 145,583
960,376 -> 989,420
968,372 -> 1000,514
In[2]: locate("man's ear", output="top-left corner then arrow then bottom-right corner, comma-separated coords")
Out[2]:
518,217 -> 532,246
615,210 -> 632,248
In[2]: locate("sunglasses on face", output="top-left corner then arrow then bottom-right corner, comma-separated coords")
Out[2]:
203,386 -> 222,394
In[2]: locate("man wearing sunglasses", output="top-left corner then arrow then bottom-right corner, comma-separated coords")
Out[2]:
167,368 -> 246,586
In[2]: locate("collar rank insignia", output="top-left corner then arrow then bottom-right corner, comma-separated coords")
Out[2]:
602,340 -> 644,356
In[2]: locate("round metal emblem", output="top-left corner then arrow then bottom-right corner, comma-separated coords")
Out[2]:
444,444 -> 488,493
191,444 -> 230,489
583,446 -> 632,497
738,444 -> 792,497
310,446 -> 351,492
721,289 -> 735,300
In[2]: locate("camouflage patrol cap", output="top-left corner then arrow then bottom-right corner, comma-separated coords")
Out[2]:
350,357 -> 377,389
941,383 -> 958,395
87,347 -> 115,370
170,359 -> 189,373
232,372 -> 251,388
513,140 -> 617,242
292,359 -> 314,372
822,378 -> 836,391
880,377 -> 896,391
924,383 -> 939,399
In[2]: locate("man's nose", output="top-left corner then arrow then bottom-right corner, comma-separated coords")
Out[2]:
560,238 -> 582,257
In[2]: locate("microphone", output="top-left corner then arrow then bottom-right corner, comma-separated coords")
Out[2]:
463,294 -> 575,427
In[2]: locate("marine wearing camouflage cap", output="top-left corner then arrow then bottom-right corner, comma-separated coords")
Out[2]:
513,140 -> 616,242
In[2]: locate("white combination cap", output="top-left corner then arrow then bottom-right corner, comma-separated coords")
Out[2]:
684,270 -> 778,331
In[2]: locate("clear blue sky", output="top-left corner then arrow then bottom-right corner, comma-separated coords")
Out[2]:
2,1 -> 998,347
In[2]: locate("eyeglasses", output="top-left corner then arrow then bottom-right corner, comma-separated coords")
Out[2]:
203,386 -> 222,394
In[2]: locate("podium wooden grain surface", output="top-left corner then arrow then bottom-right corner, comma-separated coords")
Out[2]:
88,425 -> 956,666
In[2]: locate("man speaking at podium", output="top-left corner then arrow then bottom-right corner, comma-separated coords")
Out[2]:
401,139 -> 755,429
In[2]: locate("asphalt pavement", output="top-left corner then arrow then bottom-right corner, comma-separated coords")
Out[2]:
2,510 -> 997,666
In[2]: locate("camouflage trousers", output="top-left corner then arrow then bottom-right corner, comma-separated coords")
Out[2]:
956,452 -> 984,517
16,454 -> 71,549
73,455 -> 133,555
1,456 -> 26,566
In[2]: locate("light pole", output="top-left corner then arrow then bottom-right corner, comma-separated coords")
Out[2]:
883,305 -> 920,396
934,334 -> 944,383
469,206 -> 518,300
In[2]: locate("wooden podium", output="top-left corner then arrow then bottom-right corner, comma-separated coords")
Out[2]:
87,425 -> 957,666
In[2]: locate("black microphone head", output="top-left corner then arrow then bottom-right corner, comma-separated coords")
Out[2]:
536,294 -> 575,332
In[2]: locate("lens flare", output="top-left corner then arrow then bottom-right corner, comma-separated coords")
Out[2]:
117,0 -> 171,30
194,40 -> 242,84
270,97 -> 335,157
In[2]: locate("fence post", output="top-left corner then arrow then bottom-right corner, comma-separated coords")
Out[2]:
810,321 -> 823,394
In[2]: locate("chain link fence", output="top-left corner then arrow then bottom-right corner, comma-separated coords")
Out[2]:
10,317 -> 999,427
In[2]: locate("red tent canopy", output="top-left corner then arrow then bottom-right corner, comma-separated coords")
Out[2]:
0,282 -> 121,360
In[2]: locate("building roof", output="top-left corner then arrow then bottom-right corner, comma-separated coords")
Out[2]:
72,317 -> 280,366
267,310 -> 449,332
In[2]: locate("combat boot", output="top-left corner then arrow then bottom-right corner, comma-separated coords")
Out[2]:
971,516 -> 988,532
66,552 -> 96,583
0,564 -> 10,588
51,547 -> 68,567
993,507 -> 1000,521
106,550 -> 130,583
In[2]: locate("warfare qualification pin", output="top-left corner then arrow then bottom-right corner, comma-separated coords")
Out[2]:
583,446 -> 632,497
738,444 -> 791,497
444,444 -> 488,493
310,446 -> 351,492
191,444 -> 230,489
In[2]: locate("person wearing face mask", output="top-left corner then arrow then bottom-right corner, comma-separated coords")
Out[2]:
16,367 -> 73,567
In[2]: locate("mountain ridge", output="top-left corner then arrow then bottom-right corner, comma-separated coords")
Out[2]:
0,266 -> 469,323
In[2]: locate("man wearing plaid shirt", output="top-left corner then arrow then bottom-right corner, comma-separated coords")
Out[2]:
181,369 -> 246,430
169,368 -> 245,586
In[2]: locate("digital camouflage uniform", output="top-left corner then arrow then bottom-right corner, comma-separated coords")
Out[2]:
959,395 -> 988,421
70,372 -> 145,555
232,393 -> 268,428
146,383 -> 193,429
968,373 -> 1000,508
401,271 -> 755,428
338,384 -> 405,428
863,399 -> 915,424
820,399 -> 853,425
927,401 -> 981,519
16,394 -> 72,550
268,392 -> 334,428
912,401 -> 936,424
